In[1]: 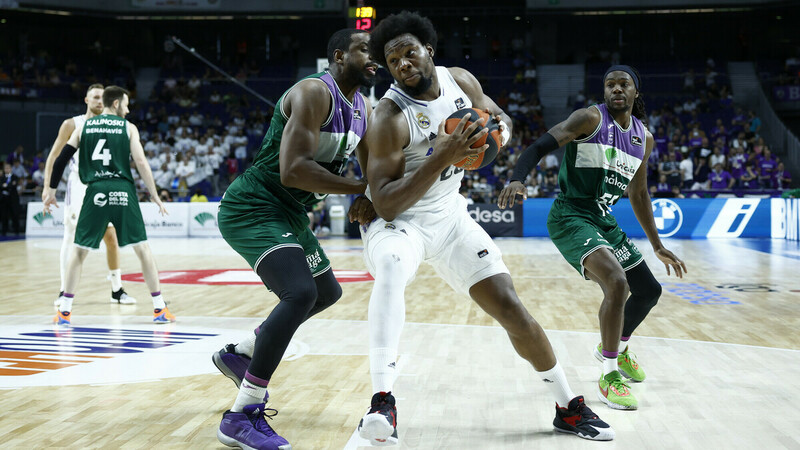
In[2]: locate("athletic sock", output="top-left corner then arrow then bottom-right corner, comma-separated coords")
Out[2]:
619,336 -> 631,354
235,329 -> 257,358
232,373 -> 268,412
536,361 -> 576,407
151,292 -> 166,309
602,349 -> 619,375
59,293 -> 74,313
109,269 -> 123,291
370,347 -> 398,394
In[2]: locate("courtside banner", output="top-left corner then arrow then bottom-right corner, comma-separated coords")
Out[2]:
25,202 -> 65,237
141,202 -> 189,237
771,198 -> 800,241
468,203 -> 523,237
522,198 -> 773,239
188,202 -> 222,237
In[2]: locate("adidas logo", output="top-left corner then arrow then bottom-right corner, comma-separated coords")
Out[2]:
388,362 -> 396,368
543,378 -> 554,383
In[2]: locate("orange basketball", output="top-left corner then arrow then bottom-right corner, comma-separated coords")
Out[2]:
443,107 -> 501,170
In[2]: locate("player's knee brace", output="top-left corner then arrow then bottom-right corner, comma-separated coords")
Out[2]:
627,264 -> 662,309
308,269 -> 342,317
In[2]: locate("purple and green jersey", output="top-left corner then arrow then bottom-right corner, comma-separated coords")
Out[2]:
557,103 -> 647,211
250,71 -> 367,207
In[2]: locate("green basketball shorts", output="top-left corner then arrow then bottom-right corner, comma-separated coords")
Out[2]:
218,170 -> 330,284
547,197 -> 643,279
74,179 -> 146,249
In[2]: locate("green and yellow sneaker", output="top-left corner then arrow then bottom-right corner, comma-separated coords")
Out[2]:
597,371 -> 638,410
593,343 -> 646,382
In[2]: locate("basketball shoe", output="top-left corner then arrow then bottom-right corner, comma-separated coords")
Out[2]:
111,288 -> 137,305
358,391 -> 398,446
53,291 -> 64,307
593,343 -> 646,382
597,371 -> 638,410
553,395 -> 615,440
213,344 -> 250,388
53,310 -> 71,326
217,403 -> 291,450
153,307 -> 176,323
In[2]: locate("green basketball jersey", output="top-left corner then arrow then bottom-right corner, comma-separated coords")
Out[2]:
557,103 -> 647,209
78,114 -> 134,185
249,71 -> 368,208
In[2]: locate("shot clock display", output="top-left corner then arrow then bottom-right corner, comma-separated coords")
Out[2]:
348,6 -> 375,31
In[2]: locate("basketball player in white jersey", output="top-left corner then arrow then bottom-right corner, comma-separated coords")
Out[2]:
355,12 -> 613,445
43,83 -> 136,306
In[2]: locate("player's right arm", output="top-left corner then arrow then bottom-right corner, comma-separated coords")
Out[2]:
129,123 -> 167,216
43,127 -> 81,214
279,80 -> 366,195
365,100 -> 487,222
42,118 -> 75,201
497,107 -> 601,209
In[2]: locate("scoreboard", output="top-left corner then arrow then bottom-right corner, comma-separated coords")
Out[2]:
348,6 -> 375,31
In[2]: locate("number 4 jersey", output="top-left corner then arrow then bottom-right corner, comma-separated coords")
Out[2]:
78,114 -> 134,185
557,103 -> 646,209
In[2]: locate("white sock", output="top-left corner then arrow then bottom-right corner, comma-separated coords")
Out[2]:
236,331 -> 257,358
109,269 -> 123,291
619,338 -> 630,353
59,296 -> 74,313
537,361 -> 576,407
151,294 -> 166,309
60,228 -> 75,292
603,356 -> 619,376
370,347 -> 398,394
231,379 -> 267,412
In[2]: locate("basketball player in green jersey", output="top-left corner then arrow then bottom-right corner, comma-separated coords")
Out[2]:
498,66 -> 687,410
43,86 -> 175,325
44,83 -> 137,307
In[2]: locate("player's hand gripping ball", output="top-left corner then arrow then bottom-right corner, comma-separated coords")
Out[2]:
444,108 -> 502,170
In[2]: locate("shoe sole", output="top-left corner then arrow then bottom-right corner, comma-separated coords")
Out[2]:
212,351 -> 243,388
596,386 -> 638,410
217,428 -> 292,450
593,346 -> 644,382
553,424 -> 615,441
359,415 -> 398,446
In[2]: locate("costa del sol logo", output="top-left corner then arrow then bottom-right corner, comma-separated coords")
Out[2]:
194,212 -> 216,227
652,198 -> 683,237
93,193 -> 107,207
33,211 -> 53,225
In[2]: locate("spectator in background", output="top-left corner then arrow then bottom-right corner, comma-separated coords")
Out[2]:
731,131 -> 749,153
729,146 -> 747,187
660,152 -> 682,187
7,145 -> 25,165
679,152 -> 694,188
190,188 -> 208,202
774,162 -> 792,190
159,188 -> 173,203
683,68 -> 696,92
747,110 -> 761,139
671,185 -> 685,198
710,163 -> 735,190
1,162 -> 21,235
692,156 -> 711,190
741,161 -> 759,189
709,146 -> 726,169
656,174 -> 671,193
11,160 -> 27,179
757,148 -> 777,188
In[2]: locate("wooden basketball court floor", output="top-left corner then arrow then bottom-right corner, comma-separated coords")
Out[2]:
1,236 -> 799,449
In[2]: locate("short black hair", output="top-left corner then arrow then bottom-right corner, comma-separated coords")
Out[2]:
102,85 -> 129,108
326,29 -> 367,64
369,11 -> 437,68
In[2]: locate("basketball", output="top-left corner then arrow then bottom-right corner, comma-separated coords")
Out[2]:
444,108 -> 502,170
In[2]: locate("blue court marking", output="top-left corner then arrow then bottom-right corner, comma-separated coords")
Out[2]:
661,282 -> 740,305
723,238 -> 800,261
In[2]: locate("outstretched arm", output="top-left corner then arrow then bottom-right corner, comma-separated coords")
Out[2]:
42,118 -> 76,201
497,107 -> 601,208
629,131 -> 687,278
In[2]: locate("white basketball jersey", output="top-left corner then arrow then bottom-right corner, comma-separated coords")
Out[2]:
382,66 -> 472,212
69,114 -> 87,174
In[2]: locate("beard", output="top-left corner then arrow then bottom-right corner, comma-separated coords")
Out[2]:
346,63 -> 377,88
402,72 -> 433,97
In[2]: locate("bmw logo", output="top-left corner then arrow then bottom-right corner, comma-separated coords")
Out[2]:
651,199 -> 683,237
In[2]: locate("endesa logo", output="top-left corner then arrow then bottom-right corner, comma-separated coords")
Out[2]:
469,207 -> 515,223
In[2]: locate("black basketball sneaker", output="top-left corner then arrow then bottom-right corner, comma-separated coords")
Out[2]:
358,391 -> 398,446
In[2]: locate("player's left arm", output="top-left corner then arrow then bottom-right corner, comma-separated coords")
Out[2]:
349,95 -> 377,225
129,123 -> 167,216
449,67 -> 512,147
629,130 -> 687,278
